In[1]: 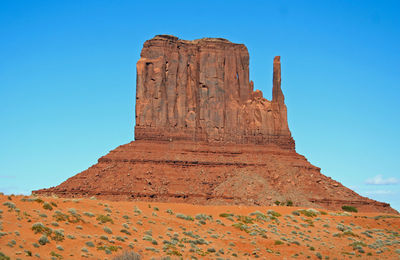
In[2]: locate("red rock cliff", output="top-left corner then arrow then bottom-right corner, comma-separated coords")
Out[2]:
135,35 -> 294,149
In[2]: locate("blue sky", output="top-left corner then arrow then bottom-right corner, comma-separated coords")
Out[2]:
1,0 -> 399,211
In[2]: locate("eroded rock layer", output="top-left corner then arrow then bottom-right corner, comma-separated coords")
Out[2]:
34,35 -> 397,213
34,140 -> 396,213
135,35 -> 294,149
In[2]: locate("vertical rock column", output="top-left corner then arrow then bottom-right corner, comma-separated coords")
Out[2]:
272,56 -> 284,103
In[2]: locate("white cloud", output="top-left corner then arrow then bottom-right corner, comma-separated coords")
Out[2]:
365,175 -> 399,185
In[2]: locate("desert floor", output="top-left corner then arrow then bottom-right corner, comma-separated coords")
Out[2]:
0,194 -> 399,259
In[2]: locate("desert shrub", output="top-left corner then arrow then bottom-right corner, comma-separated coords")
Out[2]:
122,215 -> 130,219
267,210 -> 281,218
176,213 -> 194,221
56,245 -> 64,251
97,214 -> 114,224
38,213 -> 47,218
336,223 -> 346,231
298,209 -> 319,217
53,211 -> 69,222
51,229 -> 64,242
32,223 -> 52,236
85,241 -> 95,247
133,206 -> 142,215
142,235 -> 153,242
50,251 -> 63,259
292,210 -> 300,216
103,226 -> 112,234
0,252 -> 10,260
38,235 -> 49,245
236,215 -> 254,224
113,251 -> 142,260
2,202 -> 16,210
342,205 -> 358,213
145,247 -> 158,252
195,214 -> 213,222
84,212 -> 95,217
121,229 -> 131,235
274,201 -> 281,206
43,202 -> 53,211
374,215 -> 400,220
286,200 -> 294,206
67,208 -> 82,223
274,240 -> 284,245
98,245 -> 119,253
166,209 -> 174,215
349,241 -> 366,249
7,239 -> 16,247
219,213 -> 234,218
122,223 -> 129,229
232,222 -> 250,233
31,197 -> 44,203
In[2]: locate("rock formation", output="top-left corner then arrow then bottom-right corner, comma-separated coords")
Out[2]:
135,35 -> 294,149
34,35 -> 397,214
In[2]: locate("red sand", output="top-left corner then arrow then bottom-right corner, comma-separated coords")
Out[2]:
0,194 -> 399,259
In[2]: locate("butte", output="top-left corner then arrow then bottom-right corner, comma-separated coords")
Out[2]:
34,35 -> 397,213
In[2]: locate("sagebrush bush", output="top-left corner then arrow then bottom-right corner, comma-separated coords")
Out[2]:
32,223 -> 52,236
43,202 -> 53,211
84,212 -> 95,217
52,229 -> 64,242
3,202 -> 16,210
38,235 -> 49,245
97,214 -> 114,224
85,241 -> 95,247
342,205 -> 358,213
176,213 -> 194,221
53,211 -> 69,222
103,226 -> 112,234
113,251 -> 142,260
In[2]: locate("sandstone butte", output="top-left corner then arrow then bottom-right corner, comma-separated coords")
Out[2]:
34,35 -> 397,214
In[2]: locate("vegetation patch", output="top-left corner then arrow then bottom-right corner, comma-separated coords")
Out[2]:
342,205 -> 358,213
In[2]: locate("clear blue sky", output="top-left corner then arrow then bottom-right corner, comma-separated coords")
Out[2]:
1,1 -> 399,211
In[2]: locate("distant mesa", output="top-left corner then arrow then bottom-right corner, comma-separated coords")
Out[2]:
34,35 -> 397,214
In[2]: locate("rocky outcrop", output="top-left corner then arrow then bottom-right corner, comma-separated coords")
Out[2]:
135,35 -> 294,149
33,35 -> 398,214
34,140 -> 396,213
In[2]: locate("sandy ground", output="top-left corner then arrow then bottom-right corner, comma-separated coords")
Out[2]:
0,194 -> 399,259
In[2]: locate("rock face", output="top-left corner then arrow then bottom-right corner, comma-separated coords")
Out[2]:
34,35 -> 397,214
135,35 -> 294,149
